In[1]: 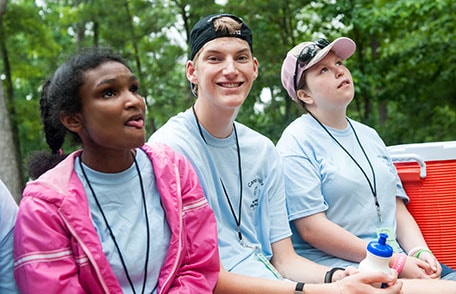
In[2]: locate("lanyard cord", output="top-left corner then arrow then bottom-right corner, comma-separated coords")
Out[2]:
79,151 -> 150,293
192,105 -> 244,242
309,113 -> 382,223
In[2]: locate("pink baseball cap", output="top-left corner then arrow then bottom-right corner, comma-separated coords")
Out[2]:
281,37 -> 356,101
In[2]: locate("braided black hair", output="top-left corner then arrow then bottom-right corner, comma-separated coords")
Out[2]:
27,47 -> 130,179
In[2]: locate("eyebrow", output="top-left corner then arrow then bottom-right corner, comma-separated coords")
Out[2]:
95,75 -> 138,88
203,47 -> 251,55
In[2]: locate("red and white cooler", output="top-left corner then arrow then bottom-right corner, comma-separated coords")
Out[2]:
387,141 -> 456,268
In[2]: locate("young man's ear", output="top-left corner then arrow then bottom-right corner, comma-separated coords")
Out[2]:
186,60 -> 198,85
297,89 -> 314,105
60,112 -> 83,133
252,57 -> 259,81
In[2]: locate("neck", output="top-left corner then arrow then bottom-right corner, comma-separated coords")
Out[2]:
308,109 -> 347,129
193,100 -> 237,138
80,148 -> 135,173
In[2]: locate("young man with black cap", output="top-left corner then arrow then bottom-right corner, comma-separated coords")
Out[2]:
148,13 -> 402,293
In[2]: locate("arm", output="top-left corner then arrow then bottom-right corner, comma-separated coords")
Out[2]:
14,196 -> 86,293
269,238 -> 402,293
215,262 -> 402,294
170,200 -> 220,293
395,197 -> 441,279
294,212 -> 368,263
0,181 -> 19,293
166,155 -> 220,293
270,237 -> 330,283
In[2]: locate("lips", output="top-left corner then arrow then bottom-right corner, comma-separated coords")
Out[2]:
218,82 -> 243,88
338,79 -> 350,88
125,114 -> 145,129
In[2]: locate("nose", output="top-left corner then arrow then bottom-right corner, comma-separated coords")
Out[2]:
223,58 -> 238,76
125,91 -> 144,109
335,67 -> 345,78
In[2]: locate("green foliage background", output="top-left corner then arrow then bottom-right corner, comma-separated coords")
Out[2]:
1,0 -> 455,183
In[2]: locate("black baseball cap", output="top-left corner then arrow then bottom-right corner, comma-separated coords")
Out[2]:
189,13 -> 253,60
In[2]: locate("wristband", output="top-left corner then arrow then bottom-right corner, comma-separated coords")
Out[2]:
294,282 -> 305,294
414,248 -> 433,259
408,246 -> 428,257
392,253 -> 407,274
324,267 -> 345,283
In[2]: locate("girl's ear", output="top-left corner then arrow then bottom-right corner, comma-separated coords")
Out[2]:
60,112 -> 83,133
297,89 -> 314,105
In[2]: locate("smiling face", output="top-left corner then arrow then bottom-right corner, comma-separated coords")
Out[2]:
65,61 -> 146,153
298,51 -> 354,114
187,37 -> 258,111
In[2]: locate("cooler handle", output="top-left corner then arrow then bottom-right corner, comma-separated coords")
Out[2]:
390,153 -> 427,179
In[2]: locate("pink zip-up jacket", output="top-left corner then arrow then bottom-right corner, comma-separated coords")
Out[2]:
14,143 -> 219,293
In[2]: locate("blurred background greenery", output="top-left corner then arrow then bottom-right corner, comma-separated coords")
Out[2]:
1,0 -> 455,198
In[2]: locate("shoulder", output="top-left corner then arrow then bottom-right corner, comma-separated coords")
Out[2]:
277,115 -> 315,151
0,180 -> 17,210
22,151 -> 82,205
141,143 -> 194,176
0,180 -> 17,237
149,109 -> 200,152
235,122 -> 275,147
349,119 -> 382,140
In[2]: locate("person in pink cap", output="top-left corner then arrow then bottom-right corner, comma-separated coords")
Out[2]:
277,36 -> 456,293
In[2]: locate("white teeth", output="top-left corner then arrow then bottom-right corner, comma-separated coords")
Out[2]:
221,83 -> 240,88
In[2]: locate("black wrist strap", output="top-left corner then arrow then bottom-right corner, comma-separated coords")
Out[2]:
324,267 -> 345,283
294,282 -> 305,293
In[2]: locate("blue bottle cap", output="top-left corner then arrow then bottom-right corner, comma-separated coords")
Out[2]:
366,233 -> 393,258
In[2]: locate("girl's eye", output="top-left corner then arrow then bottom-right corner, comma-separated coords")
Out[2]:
320,67 -> 328,74
102,89 -> 115,98
130,85 -> 139,93
336,61 -> 343,66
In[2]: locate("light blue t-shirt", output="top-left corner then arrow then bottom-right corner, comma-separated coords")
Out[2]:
0,180 -> 19,293
75,149 -> 170,293
149,108 -> 291,280
276,114 -> 408,268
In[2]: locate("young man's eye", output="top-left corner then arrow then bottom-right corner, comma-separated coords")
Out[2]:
207,56 -> 219,62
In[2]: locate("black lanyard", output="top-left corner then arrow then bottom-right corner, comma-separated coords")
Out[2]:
192,105 -> 244,242
309,113 -> 382,223
79,151 -> 150,293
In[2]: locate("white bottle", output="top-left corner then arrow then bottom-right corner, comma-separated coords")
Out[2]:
358,233 -> 393,288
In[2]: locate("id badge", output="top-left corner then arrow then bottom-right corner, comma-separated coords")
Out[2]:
255,250 -> 283,280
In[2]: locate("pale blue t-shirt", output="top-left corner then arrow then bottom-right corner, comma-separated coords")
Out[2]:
276,114 -> 408,268
75,149 -> 170,293
149,108 -> 291,280
0,180 -> 19,293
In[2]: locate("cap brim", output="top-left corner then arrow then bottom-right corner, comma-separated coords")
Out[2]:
302,37 -> 356,72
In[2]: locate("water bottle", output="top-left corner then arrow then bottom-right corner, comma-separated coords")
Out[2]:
358,233 -> 393,288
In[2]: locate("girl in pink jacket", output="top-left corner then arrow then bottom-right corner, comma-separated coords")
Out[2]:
14,47 -> 219,293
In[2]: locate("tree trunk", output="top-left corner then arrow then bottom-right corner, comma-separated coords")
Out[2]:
0,0 -> 22,202
0,81 -> 22,203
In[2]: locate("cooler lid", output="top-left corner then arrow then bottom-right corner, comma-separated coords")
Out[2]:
387,141 -> 456,161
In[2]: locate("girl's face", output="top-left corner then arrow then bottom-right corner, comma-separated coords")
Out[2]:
74,61 -> 146,152
299,51 -> 354,112
187,37 -> 258,111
